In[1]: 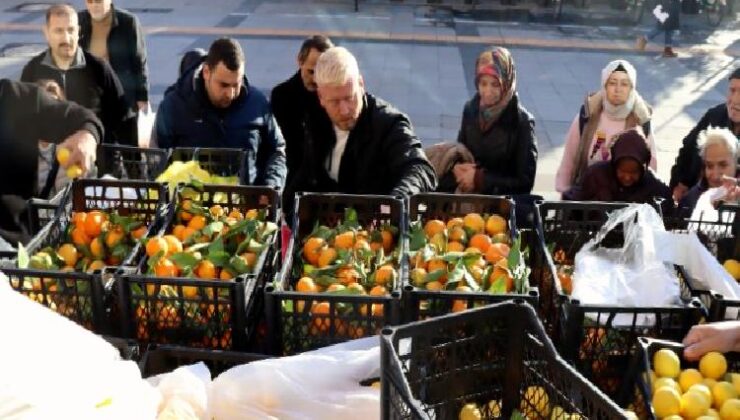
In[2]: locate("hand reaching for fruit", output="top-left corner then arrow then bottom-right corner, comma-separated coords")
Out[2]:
56,130 -> 97,177
683,321 -> 740,361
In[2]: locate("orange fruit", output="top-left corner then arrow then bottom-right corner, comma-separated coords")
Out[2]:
447,241 -> 465,252
334,231 -> 355,250
209,205 -> 224,218
106,255 -> 122,266
90,236 -> 105,259
346,282 -> 366,294
311,302 -> 331,335
86,259 -> 106,273
447,217 -> 464,230
105,227 -> 125,249
452,286 -> 472,312
336,266 -> 360,285
485,243 -> 510,264
181,227 -> 197,242
228,209 -> 243,221
220,268 -> 235,280
188,215 -> 207,231
163,235 -> 183,256
72,212 -> 87,229
83,211 -> 105,238
317,247 -> 338,268
296,277 -> 319,293
154,258 -> 178,277
369,285 -> 387,296
195,260 -> 217,279
426,280 -> 444,291
57,243 -> 78,267
179,210 -> 193,222
245,209 -> 259,220
240,252 -> 257,267
469,233 -> 492,253
303,237 -> 325,266
381,230 -> 394,253
427,258 -> 447,274
131,225 -> 147,241
463,213 -> 485,233
374,264 -> 396,285
172,225 -> 186,241
489,264 -> 513,292
449,226 -> 467,243
424,219 -> 446,238
486,215 -> 508,236
146,236 -> 168,258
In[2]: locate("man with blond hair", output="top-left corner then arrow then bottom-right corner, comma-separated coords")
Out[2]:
21,3 -> 130,145
284,46 -> 436,213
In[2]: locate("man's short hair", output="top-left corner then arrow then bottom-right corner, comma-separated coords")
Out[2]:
46,3 -> 76,25
730,68 -> 740,81
298,35 -> 334,64
205,38 -> 244,72
314,47 -> 360,87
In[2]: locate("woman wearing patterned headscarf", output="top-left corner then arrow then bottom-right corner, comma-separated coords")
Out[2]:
446,46 -> 538,195
556,59 -> 656,198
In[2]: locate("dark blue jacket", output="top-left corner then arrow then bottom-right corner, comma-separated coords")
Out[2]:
154,65 -> 287,189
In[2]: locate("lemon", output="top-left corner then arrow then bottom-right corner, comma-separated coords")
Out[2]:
712,381 -> 737,409
459,403 -> 482,420
720,399 -> 740,420
681,368 -> 705,392
689,383 -> 714,407
655,349 -> 681,378
521,386 -> 550,418
654,377 -> 682,395
653,386 -> 681,418
663,416 -> 684,420
649,369 -> 657,388
682,390 -> 711,418
487,400 -> 501,417
707,407 -> 720,418
55,146 -> 70,166
705,378 -> 719,389
729,373 -> 740,396
550,406 -> 564,420
724,259 -> 740,280
66,165 -> 83,179
700,352 -> 728,380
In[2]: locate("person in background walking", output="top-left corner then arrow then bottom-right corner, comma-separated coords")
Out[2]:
636,0 -> 681,58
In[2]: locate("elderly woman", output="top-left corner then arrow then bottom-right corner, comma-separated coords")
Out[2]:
556,59 -> 656,198
679,127 -> 739,214
444,46 -> 537,194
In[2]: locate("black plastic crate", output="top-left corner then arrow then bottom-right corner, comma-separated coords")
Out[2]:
139,344 -> 268,378
96,144 -> 170,181
403,193 -> 539,321
2,179 -> 168,334
168,147 -> 246,182
265,193 -> 406,356
102,336 -> 142,361
119,184 -> 280,351
27,185 -> 70,236
620,337 -> 740,419
381,300 -> 627,419
665,204 -> 739,321
536,201 -> 705,400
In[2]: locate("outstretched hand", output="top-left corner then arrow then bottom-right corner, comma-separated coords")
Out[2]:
683,321 -> 740,361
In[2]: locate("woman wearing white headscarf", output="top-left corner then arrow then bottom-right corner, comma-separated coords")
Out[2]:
555,59 -> 656,197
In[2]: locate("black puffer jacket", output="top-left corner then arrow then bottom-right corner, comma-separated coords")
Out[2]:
670,103 -> 738,189
284,93 -> 437,212
457,93 -> 538,195
79,5 -> 149,107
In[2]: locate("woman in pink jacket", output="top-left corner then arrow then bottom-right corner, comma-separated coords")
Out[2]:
556,59 -> 657,198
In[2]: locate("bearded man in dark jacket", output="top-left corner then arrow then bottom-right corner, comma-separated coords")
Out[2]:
283,46 -> 437,217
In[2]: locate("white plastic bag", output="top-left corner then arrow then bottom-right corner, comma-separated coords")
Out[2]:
138,108 -> 155,148
571,204 -> 682,325
207,337 -> 380,420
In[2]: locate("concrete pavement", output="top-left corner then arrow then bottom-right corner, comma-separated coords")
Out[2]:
0,0 -> 737,199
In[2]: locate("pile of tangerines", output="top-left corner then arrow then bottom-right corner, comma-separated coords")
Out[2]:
407,212 -> 525,310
